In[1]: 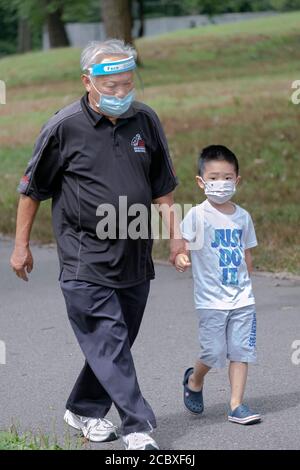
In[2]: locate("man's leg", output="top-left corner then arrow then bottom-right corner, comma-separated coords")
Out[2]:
66,360 -> 112,418
66,281 -> 151,417
61,279 -> 156,435
116,281 -> 150,347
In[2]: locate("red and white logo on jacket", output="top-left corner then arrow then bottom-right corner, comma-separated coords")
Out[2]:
131,133 -> 146,153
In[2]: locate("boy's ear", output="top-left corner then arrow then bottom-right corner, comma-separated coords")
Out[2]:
196,175 -> 205,189
235,175 -> 241,186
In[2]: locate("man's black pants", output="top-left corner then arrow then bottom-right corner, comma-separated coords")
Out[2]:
60,278 -> 156,436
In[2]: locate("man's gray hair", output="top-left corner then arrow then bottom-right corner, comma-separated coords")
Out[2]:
80,39 -> 137,72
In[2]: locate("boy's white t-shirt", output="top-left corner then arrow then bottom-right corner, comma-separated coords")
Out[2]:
180,199 -> 258,310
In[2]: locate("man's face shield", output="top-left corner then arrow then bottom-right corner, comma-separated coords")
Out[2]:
84,55 -> 143,98
88,56 -> 136,96
84,55 -> 142,116
89,56 -> 136,76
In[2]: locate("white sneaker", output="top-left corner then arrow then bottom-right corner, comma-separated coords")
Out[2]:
64,409 -> 118,442
122,432 -> 159,450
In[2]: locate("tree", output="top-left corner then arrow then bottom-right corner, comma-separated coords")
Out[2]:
0,0 -> 71,53
0,2 -> 18,56
101,0 -> 133,44
17,18 -> 32,53
45,0 -> 70,48
197,0 -> 228,20
137,0 -> 145,38
270,0 -> 300,9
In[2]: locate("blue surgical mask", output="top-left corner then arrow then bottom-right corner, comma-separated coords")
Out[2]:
98,90 -> 135,116
90,79 -> 135,117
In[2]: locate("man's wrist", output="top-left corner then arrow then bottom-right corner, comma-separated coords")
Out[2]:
15,240 -> 30,249
169,229 -> 183,240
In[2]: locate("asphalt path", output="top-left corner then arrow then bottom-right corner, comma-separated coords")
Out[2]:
1,238 -> 300,450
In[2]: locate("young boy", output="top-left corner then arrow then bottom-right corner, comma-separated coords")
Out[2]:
176,145 -> 261,425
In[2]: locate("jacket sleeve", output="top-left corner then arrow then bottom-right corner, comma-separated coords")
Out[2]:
148,111 -> 178,199
18,125 -> 63,201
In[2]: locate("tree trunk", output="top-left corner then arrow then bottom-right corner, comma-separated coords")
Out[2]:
17,18 -> 32,53
46,5 -> 70,48
137,0 -> 145,38
101,0 -> 133,44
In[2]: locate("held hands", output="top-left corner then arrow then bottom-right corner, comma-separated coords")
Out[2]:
175,253 -> 191,273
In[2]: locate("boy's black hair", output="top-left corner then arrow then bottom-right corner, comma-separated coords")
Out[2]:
198,145 -> 239,176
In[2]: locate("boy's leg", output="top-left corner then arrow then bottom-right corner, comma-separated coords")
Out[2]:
226,305 -> 261,423
197,308 -> 228,369
226,304 -> 257,410
227,360 -> 261,423
183,309 -> 228,414
187,308 -> 228,391
228,361 -> 248,411
188,360 -> 210,392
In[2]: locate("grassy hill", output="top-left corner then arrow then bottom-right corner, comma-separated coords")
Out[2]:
0,12 -> 299,273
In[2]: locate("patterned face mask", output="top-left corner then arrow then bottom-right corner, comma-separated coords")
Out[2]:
201,178 -> 236,204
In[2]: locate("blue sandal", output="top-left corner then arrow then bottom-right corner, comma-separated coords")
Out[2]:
183,368 -> 204,415
228,404 -> 261,425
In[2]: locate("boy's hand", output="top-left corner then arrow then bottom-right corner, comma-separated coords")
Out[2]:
175,253 -> 191,272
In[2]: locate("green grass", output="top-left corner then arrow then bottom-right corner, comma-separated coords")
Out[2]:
0,424 -> 89,450
155,11 -> 300,38
0,12 -> 300,273
0,426 -> 68,450
1,12 -> 300,87
0,48 -> 81,87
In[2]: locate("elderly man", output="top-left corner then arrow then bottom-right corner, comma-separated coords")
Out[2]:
10,39 -> 185,450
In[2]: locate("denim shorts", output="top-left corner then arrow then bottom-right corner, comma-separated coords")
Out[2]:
196,304 -> 257,368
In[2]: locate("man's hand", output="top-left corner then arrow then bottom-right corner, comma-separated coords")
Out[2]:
175,253 -> 191,273
153,192 -> 189,267
169,238 -> 187,265
10,245 -> 34,281
10,195 -> 40,281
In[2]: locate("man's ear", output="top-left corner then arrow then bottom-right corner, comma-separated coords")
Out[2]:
196,175 -> 205,189
81,74 -> 92,93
